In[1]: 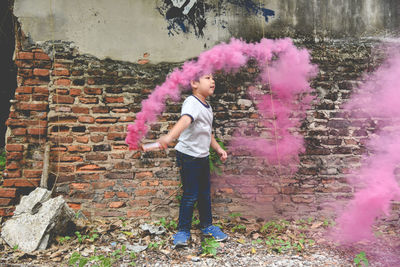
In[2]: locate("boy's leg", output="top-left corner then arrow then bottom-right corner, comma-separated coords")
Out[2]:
198,156 -> 228,242
197,156 -> 212,229
176,152 -> 201,233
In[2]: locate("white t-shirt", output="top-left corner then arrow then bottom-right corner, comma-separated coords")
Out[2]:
175,95 -> 213,158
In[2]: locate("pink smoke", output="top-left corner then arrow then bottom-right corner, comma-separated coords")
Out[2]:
126,38 -> 317,171
334,49 -> 400,244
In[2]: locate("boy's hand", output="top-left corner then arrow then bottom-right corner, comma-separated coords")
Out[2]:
216,147 -> 227,162
157,135 -> 172,149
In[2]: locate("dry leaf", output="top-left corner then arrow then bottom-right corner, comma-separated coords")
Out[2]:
252,233 -> 260,240
237,238 -> 245,244
251,247 -> 256,254
311,222 -> 323,229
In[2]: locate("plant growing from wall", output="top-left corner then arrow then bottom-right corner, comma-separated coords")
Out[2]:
209,138 -> 226,175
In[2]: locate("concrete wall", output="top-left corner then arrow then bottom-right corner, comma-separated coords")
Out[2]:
14,0 -> 400,63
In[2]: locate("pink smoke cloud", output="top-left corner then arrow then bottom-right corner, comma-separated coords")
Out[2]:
126,38 -> 317,171
334,49 -> 400,244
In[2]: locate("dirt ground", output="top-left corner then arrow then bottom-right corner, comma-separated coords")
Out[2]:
0,215 -> 399,267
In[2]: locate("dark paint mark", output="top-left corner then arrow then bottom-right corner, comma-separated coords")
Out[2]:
157,0 -> 210,37
227,0 -> 275,23
157,0 -> 274,37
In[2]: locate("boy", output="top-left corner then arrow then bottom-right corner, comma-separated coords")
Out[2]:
157,74 -> 228,247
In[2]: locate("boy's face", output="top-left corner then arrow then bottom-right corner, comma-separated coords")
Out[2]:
191,74 -> 215,98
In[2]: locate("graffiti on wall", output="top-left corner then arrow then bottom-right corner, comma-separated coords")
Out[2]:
157,0 -> 275,37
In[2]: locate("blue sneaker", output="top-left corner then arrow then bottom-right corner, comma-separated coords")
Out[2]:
173,231 -> 190,247
201,225 -> 228,241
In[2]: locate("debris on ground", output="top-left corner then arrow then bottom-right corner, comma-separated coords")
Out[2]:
0,212 -> 399,266
1,188 -> 75,253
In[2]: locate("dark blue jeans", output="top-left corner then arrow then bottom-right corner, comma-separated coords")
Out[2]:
176,151 -> 212,232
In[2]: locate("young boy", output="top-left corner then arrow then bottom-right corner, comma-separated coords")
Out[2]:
157,74 -> 228,247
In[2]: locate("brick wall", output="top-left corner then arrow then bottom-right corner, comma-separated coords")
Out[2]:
2,39 -> 397,221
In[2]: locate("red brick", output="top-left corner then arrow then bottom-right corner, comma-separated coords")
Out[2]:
53,95 -> 74,104
18,69 -> 33,77
114,162 -> 131,170
15,95 -> 30,102
135,171 -> 153,179
0,208 -> 14,217
67,145 -> 91,152
58,155 -> 83,162
140,180 -> 159,187
56,88 -> 69,95
79,97 -> 98,104
15,60 -> 32,68
6,144 -> 24,152
96,117 -> 118,123
24,170 -> 42,178
78,116 -> 95,123
71,183 -> 91,190
6,119 -> 25,127
92,106 -> 109,113
54,164 -> 75,172
33,68 -> 50,76
84,88 -> 102,95
17,103 -> 47,111
16,86 -> 33,94
104,96 -> 124,103
116,192 -> 129,198
70,88 -> 82,96
18,52 -> 34,59
72,107 -> 89,114
89,126 -> 109,132
23,78 -> 48,86
93,181 -> 115,189
291,195 -> 314,204
27,128 -> 47,136
113,144 -> 128,150
107,133 -> 125,141
104,192 -> 115,198
67,203 -> 81,210
109,201 -> 125,208
11,128 -> 26,136
76,136 -> 89,143
0,198 -> 12,206
34,52 -> 51,60
6,152 -> 23,160
6,161 -> 20,170
55,79 -> 71,86
118,116 -> 135,122
138,59 -> 149,65
135,188 -> 157,196
3,178 -> 40,187
111,153 -> 125,159
0,188 -> 17,198
127,210 -> 150,218
76,164 -> 105,172
112,108 -> 129,113
162,180 -> 181,187
32,94 -> 47,101
33,87 -> 49,94
52,69 -> 70,76
90,135 -> 104,143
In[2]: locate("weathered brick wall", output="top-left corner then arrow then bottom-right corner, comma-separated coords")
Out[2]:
3,39 -> 397,221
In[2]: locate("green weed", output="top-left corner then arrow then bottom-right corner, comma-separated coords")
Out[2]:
201,237 -> 220,257
354,251 -> 369,267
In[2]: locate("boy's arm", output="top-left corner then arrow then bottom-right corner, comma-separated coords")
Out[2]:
157,115 -> 192,149
211,135 -> 227,162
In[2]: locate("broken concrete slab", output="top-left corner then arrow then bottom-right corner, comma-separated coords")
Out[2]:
1,187 -> 75,253
140,223 -> 166,235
